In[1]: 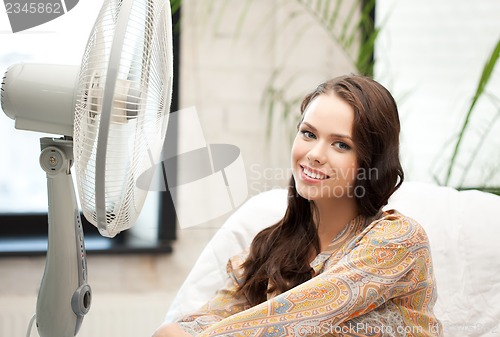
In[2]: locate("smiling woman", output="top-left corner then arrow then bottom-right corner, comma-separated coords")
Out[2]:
292,94 -> 359,202
154,75 -> 443,337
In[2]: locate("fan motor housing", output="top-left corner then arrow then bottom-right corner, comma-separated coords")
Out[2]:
1,63 -> 79,136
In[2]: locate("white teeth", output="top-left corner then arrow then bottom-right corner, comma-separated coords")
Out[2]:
303,167 -> 328,180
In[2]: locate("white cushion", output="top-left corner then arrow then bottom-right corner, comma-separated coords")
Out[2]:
165,189 -> 287,322
385,182 -> 500,336
165,182 -> 500,336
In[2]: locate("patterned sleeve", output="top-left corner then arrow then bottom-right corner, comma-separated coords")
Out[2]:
197,216 -> 434,337
176,252 -> 251,335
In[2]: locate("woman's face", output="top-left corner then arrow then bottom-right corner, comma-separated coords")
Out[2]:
291,93 -> 358,201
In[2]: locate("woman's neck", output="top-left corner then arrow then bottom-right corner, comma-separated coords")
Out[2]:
313,197 -> 359,251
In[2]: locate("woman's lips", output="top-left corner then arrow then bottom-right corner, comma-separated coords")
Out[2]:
300,165 -> 330,182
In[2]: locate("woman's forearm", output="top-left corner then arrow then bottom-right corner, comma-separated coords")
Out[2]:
152,323 -> 193,337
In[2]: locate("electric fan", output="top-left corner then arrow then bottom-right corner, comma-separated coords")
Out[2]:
0,0 -> 173,336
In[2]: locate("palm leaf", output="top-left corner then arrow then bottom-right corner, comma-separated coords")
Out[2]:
457,92 -> 500,187
444,38 -> 500,185
296,0 -> 378,75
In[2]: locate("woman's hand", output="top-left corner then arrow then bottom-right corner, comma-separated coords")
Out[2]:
152,323 -> 193,337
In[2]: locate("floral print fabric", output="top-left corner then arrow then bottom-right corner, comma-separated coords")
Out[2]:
177,210 -> 443,337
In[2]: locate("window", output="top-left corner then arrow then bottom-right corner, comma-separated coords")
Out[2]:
0,2 -> 180,256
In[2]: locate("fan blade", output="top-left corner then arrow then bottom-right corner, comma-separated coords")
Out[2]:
74,0 -> 174,237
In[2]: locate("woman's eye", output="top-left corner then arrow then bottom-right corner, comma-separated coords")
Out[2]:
334,142 -> 351,151
301,130 -> 316,139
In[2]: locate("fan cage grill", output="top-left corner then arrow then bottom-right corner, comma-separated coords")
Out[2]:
74,0 -> 173,237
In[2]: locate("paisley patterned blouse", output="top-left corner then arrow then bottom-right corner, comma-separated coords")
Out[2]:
176,210 -> 443,336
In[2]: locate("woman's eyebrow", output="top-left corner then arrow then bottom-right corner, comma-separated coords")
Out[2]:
301,121 -> 353,140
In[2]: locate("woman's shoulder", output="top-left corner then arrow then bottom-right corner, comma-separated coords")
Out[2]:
360,209 -> 430,248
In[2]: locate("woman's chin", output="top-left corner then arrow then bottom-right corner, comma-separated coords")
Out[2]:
295,186 -> 324,201
295,184 -> 355,201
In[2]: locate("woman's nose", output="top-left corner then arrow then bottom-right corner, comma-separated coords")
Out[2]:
307,143 -> 327,166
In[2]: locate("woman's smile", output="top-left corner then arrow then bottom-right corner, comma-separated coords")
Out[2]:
300,165 -> 331,181
291,93 -> 357,201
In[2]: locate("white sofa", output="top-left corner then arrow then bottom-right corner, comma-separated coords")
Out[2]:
165,182 -> 500,336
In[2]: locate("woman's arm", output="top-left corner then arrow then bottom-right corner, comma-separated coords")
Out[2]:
198,216 -> 434,336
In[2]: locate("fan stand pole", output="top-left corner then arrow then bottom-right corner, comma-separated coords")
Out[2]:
36,137 -> 91,337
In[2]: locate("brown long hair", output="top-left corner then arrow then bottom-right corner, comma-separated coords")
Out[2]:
237,75 -> 404,305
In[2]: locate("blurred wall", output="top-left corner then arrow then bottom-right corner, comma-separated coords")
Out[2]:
179,0 -> 358,202
375,0 -> 500,188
